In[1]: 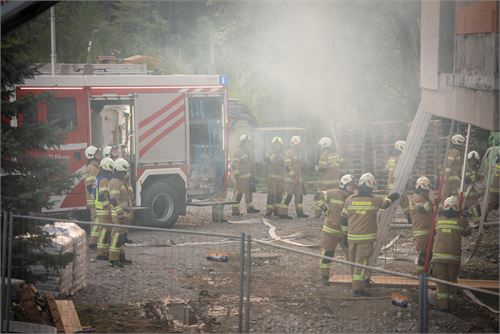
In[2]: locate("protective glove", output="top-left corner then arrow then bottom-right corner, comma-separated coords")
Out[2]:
387,192 -> 400,202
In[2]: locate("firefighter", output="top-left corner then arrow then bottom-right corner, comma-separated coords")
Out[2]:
464,151 -> 481,226
409,176 -> 434,272
85,145 -> 102,249
103,145 -> 119,160
108,158 -> 134,268
95,157 -> 114,260
485,156 -> 500,219
443,134 -> 465,200
340,173 -> 400,296
265,136 -> 285,218
386,140 -> 411,223
316,174 -> 356,285
232,135 -> 259,216
279,135 -> 309,219
431,196 -> 471,312
314,137 -> 342,218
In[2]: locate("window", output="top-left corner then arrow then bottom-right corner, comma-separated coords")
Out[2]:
47,98 -> 77,130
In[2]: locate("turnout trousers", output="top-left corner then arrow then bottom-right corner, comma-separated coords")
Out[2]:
432,262 -> 460,311
88,206 -> 99,247
319,228 -> 347,279
279,179 -> 305,216
96,214 -> 112,258
232,176 -> 254,214
266,176 -> 283,216
109,213 -> 131,262
348,242 -> 374,293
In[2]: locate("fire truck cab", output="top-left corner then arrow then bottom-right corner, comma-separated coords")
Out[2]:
17,73 -> 229,227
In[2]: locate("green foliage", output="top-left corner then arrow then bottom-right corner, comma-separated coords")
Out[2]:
1,34 -> 74,213
1,30 -> 76,284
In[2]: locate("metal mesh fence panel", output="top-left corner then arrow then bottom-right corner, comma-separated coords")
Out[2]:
10,215 -> 245,333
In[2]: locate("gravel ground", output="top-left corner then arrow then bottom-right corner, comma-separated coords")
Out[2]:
72,192 -> 499,333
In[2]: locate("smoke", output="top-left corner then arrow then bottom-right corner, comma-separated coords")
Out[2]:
228,1 -> 421,125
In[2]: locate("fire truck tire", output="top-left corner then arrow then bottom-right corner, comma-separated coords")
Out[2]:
142,182 -> 181,227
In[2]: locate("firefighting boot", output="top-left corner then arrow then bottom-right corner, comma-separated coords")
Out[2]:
273,207 -> 280,216
352,290 -> 370,297
247,206 -> 260,214
296,209 -> 309,218
232,206 -> 242,217
109,260 -> 124,268
120,252 -> 132,265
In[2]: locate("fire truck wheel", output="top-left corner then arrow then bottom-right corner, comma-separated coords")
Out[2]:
143,182 -> 180,227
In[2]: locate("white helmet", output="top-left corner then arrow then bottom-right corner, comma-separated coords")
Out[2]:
339,174 -> 355,189
290,135 -> 301,146
99,157 -> 114,172
442,196 -> 459,211
113,158 -> 129,172
416,176 -> 432,191
394,140 -> 406,152
85,145 -> 99,159
318,137 -> 332,149
272,136 -> 283,145
467,150 -> 479,161
103,145 -> 113,158
239,134 -> 250,143
451,134 -> 465,145
359,173 -> 376,189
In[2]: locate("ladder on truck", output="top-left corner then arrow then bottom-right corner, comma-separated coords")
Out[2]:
368,103 -> 433,268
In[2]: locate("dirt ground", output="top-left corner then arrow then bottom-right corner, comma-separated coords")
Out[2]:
72,193 -> 499,333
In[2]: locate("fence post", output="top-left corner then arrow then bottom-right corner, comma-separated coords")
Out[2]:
244,235 -> 252,333
1,211 -> 8,332
418,272 -> 428,333
5,212 -> 13,333
238,233 -> 245,333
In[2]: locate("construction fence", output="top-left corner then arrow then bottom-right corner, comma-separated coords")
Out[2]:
1,213 -> 499,333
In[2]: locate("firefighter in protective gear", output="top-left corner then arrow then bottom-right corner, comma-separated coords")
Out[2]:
85,145 -> 102,249
316,174 -> 355,285
340,173 -> 400,296
232,135 -> 259,216
464,151 -> 481,226
108,158 -> 134,268
314,137 -> 342,218
279,136 -> 309,219
265,136 -> 285,217
486,157 -> 500,219
443,134 -> 465,200
95,157 -> 114,260
409,176 -> 434,272
431,196 -> 471,312
103,145 -> 119,160
385,140 -> 411,223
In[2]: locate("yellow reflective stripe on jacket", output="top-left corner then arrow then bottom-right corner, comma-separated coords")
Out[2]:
413,230 -> 429,237
322,225 -> 345,236
432,253 -> 460,262
329,199 -> 344,205
347,205 -> 377,211
348,233 -> 377,241
86,175 -> 96,182
352,274 -> 364,281
436,219 -> 458,225
320,180 -> 339,185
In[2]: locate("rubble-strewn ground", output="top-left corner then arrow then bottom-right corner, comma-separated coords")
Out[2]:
73,193 -> 499,333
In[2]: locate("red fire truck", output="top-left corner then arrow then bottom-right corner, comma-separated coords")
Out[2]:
17,72 -> 230,227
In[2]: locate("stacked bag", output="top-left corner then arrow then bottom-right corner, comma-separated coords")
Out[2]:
29,222 -> 86,296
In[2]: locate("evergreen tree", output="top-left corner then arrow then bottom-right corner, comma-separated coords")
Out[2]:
1,31 -> 75,282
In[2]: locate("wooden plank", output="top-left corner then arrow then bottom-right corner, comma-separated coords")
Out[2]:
20,284 -> 45,324
46,293 -> 65,333
330,275 -> 500,290
54,300 -> 82,334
